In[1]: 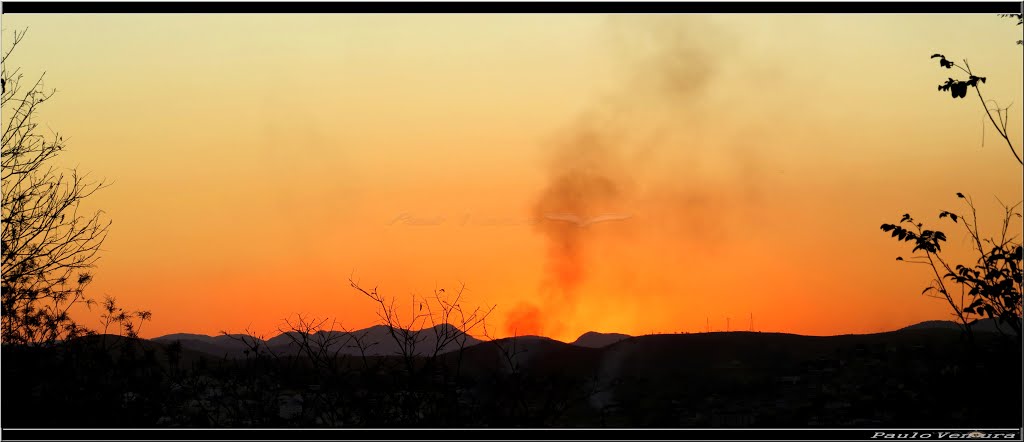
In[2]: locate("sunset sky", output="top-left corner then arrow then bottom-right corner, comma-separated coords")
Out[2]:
2,13 -> 1021,342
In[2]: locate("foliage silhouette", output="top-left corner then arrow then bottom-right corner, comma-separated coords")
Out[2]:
881,195 -> 1022,342
1,29 -> 148,346
927,51 -> 1021,165
347,275 -> 494,387
881,17 -> 1022,343
211,279 -> 530,426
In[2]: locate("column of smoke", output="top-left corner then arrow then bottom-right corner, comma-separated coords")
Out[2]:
508,131 -> 627,338
505,16 -> 759,338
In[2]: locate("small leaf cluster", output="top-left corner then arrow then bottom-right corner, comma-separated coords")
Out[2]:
880,214 -> 947,254
931,53 -> 955,69
931,54 -> 986,99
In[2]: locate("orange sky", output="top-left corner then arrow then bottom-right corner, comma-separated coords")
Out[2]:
2,14 -> 1022,342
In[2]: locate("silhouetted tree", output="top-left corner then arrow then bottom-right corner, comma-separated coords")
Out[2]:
2,29 -> 148,346
221,325 -> 277,361
880,17 -> 1023,342
97,295 -> 153,351
348,275 -> 494,384
881,196 -> 1021,341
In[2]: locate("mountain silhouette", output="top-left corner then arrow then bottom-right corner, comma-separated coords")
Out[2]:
154,323 -> 483,359
149,319 -> 1021,361
899,317 -> 1016,334
151,333 -> 256,358
571,331 -> 631,348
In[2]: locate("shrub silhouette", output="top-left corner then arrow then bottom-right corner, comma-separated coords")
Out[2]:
881,195 -> 1022,342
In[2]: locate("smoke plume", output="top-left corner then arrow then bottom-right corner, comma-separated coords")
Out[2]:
503,302 -> 544,337
509,16 -> 762,338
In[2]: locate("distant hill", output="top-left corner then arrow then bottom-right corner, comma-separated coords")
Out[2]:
154,323 -> 482,359
899,318 -> 1016,334
151,319 -> 1022,360
52,334 -> 219,369
454,334 -> 594,376
572,331 -> 631,348
152,333 -> 257,359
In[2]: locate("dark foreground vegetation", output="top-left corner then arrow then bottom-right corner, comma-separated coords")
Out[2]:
3,327 -> 1020,428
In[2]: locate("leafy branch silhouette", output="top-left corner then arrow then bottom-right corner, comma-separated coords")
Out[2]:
881,17 -> 1023,344
881,194 -> 1022,342
929,53 -> 1021,166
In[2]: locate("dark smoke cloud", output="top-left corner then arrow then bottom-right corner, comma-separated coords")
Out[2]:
605,15 -> 731,104
510,16 -> 761,336
532,129 -> 631,299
